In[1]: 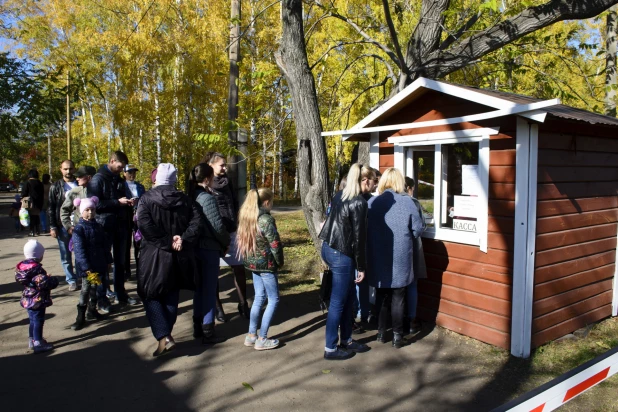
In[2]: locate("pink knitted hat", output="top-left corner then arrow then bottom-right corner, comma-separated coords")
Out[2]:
74,196 -> 99,214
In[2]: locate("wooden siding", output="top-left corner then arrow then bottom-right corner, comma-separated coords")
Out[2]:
414,132 -> 516,350
532,132 -> 618,348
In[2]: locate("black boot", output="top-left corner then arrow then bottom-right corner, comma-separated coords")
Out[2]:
86,301 -> 104,321
71,305 -> 87,331
392,332 -> 407,349
193,316 -> 204,338
238,301 -> 250,320
215,305 -> 226,323
202,323 -> 224,344
410,318 -> 422,335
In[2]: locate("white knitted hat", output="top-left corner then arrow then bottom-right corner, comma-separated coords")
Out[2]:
74,196 -> 99,214
155,163 -> 177,186
24,239 -> 45,260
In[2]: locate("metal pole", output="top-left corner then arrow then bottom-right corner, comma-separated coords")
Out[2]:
66,70 -> 71,159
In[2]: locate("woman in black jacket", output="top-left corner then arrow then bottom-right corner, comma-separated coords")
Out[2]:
136,163 -> 202,357
319,163 -> 370,361
21,169 -> 44,236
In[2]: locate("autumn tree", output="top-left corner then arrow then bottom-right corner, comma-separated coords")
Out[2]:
278,0 -> 618,246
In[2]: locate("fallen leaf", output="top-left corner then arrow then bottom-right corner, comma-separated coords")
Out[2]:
242,382 -> 254,391
322,369 -> 331,374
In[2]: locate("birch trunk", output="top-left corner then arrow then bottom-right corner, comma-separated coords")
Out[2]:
606,5 -> 618,116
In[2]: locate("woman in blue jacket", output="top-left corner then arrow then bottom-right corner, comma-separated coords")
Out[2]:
367,168 -> 423,348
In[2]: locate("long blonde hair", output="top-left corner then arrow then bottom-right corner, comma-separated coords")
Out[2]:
341,163 -> 362,201
236,188 -> 274,259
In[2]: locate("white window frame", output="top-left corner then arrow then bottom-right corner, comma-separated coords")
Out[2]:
397,130 -> 492,253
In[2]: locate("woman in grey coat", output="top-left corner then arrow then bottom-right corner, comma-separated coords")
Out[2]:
367,168 -> 423,348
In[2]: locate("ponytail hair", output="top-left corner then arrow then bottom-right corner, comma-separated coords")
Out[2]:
188,163 -> 214,199
341,163 -> 362,201
236,187 -> 274,259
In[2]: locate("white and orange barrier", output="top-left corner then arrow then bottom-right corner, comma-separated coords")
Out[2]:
493,346 -> 618,412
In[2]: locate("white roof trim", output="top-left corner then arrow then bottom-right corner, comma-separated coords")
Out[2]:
322,99 -> 558,138
387,127 -> 500,144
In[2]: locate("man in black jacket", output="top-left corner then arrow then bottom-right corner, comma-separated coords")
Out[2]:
87,151 -> 139,312
48,160 -> 78,290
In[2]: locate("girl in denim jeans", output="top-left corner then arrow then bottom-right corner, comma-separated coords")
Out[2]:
237,188 -> 284,351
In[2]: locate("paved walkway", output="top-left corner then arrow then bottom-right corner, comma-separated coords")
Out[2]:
0,193 -> 518,411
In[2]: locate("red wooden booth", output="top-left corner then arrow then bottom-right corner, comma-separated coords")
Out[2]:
322,78 -> 618,358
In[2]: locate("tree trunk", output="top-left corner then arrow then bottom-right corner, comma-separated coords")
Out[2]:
276,0 -> 330,250
278,137 -> 283,198
153,84 -> 162,165
227,0 -> 241,190
606,5 -> 617,116
47,134 -> 52,175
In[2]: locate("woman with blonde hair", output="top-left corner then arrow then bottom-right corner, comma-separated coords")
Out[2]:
237,188 -> 284,351
367,167 -> 423,348
319,163 -> 370,361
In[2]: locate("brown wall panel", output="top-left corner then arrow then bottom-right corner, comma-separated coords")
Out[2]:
420,281 -> 511,316
535,251 -> 616,284
424,252 -> 512,284
532,305 -> 612,348
418,308 -> 510,349
538,149 -> 618,167
538,167 -> 618,183
490,150 -> 516,166
488,232 -> 514,251
534,264 -> 615,300
532,292 -> 613,333
533,280 -> 613,317
423,241 -> 512,267
536,224 -> 618,252
489,183 -> 516,200
488,200 -> 515,217
538,133 -> 618,153
536,197 -> 618,217
537,182 -> 618,200
420,294 -> 510,332
380,154 -> 394,168
536,209 -> 618,234
535,238 -> 617,267
489,166 -> 516,183
488,216 -> 515,234
426,269 -> 512,300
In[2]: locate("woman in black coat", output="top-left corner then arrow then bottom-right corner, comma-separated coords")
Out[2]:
21,169 -> 44,236
136,163 -> 202,357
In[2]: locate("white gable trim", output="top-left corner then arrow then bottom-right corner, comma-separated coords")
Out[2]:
323,99 -> 558,138
388,127 -> 500,144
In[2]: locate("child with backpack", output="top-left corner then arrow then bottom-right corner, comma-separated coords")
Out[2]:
15,239 -> 59,353
237,188 -> 284,351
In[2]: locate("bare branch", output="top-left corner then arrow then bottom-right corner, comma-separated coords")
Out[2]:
312,1 -> 401,68
381,0 -> 408,75
309,40 -> 374,70
421,0 -> 618,80
439,11 -> 483,51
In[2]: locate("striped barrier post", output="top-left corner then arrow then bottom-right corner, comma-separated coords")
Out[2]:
492,346 -> 618,412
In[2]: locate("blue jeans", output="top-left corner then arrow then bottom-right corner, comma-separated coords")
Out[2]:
321,243 -> 356,351
56,227 -> 75,284
193,249 -> 220,325
40,209 -> 48,232
27,308 -> 46,342
354,273 -> 371,322
407,279 -> 418,318
249,272 -> 279,338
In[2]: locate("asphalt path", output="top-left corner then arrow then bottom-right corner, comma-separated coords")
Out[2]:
0,191 -> 516,411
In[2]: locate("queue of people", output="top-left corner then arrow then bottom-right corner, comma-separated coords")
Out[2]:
13,155 -> 425,360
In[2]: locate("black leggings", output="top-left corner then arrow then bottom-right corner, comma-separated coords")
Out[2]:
376,287 -> 406,335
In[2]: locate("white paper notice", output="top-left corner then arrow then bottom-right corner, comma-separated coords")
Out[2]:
454,195 -> 478,219
462,164 -> 481,195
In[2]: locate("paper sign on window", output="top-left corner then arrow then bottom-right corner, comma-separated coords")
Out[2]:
453,195 -> 478,219
462,165 -> 481,195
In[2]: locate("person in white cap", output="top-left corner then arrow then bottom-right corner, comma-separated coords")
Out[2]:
15,239 -> 59,353
70,196 -> 113,331
136,163 -> 202,356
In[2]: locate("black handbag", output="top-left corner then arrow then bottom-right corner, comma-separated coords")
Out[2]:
318,269 -> 333,312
